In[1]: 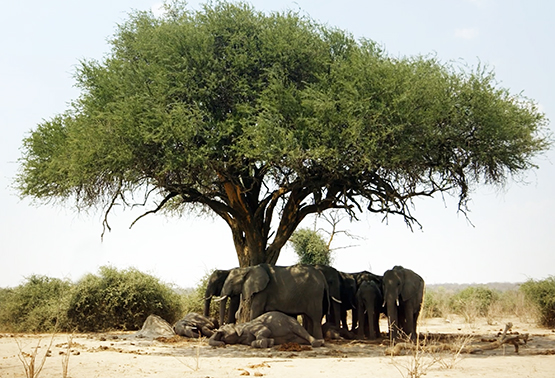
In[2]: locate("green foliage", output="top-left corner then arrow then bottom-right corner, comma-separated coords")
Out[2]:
422,288 -> 451,318
16,0 -> 550,266
449,286 -> 499,318
66,266 -> 182,332
0,275 -> 72,332
520,277 -> 555,327
179,271 -> 212,316
289,228 -> 331,265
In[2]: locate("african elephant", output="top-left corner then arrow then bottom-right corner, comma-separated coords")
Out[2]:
348,271 -> 382,331
208,311 -> 324,348
313,265 -> 343,326
173,312 -> 218,338
218,263 -> 327,340
338,271 -> 357,331
204,269 -> 240,326
383,265 -> 424,341
356,279 -> 383,340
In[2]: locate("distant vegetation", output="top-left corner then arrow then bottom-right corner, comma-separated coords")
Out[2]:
520,277 -> 555,327
1,269 -> 554,333
0,266 -> 184,333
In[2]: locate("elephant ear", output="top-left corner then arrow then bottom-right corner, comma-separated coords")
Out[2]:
243,265 -> 270,299
235,323 -> 247,337
400,270 -> 417,301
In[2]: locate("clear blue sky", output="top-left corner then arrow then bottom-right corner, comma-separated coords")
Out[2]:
1,0 -> 553,288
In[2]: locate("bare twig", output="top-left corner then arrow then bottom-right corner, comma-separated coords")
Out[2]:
15,334 -> 55,378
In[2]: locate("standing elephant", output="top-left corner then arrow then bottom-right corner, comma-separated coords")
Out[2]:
356,280 -> 383,340
313,265 -> 343,326
338,271 -> 357,331
204,269 -> 240,326
218,263 -> 327,340
348,271 -> 382,331
383,266 -> 424,341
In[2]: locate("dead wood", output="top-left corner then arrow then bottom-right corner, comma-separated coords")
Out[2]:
385,323 -> 529,356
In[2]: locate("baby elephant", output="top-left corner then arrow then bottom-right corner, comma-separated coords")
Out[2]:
208,311 -> 325,348
173,312 -> 219,338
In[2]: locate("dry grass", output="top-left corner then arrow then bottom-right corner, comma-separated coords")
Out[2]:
173,333 -> 204,371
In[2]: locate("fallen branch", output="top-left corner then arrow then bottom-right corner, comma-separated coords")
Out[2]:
385,323 -> 529,356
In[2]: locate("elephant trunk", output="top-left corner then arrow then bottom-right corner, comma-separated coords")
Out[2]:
203,295 -> 213,317
386,298 -> 399,340
219,296 -> 228,326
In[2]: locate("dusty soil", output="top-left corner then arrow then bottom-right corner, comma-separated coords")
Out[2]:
1,315 -> 554,377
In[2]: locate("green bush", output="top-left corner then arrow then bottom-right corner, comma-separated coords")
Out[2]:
422,288 -> 451,318
67,266 -> 182,332
449,286 -> 499,319
179,271 -> 212,317
289,228 -> 332,265
0,275 -> 72,332
520,276 -> 555,327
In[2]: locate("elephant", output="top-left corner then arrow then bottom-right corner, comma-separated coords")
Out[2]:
338,271 -> 358,331
173,312 -> 219,338
356,279 -> 384,340
347,271 -> 382,332
208,311 -> 325,348
204,269 -> 240,326
382,265 -> 424,341
218,263 -> 328,340
313,265 -> 343,326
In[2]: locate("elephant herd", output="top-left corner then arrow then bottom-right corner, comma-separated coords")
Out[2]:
199,263 -> 425,347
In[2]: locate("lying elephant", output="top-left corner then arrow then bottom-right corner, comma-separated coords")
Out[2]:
173,312 -> 219,338
208,311 -> 325,348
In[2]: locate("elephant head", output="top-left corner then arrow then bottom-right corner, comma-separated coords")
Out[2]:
383,265 -> 424,341
204,269 -> 231,318
218,265 -> 270,321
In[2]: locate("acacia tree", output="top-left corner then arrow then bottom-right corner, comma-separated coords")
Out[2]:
17,1 -> 549,267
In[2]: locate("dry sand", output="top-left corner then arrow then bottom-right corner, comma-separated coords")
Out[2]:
1,315 -> 554,377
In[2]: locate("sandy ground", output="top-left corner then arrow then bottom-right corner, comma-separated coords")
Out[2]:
1,315 -> 554,378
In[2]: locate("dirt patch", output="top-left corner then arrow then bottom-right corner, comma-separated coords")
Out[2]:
2,316 -> 555,377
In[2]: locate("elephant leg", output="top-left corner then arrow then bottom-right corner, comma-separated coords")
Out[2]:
404,304 -> 419,341
356,304 -> 366,339
339,308 -> 348,330
351,306 -> 359,332
372,307 -> 381,339
208,334 -> 225,347
306,313 -> 324,340
367,308 -> 377,340
249,297 -> 265,321
251,326 -> 274,348
329,302 -> 341,327
200,325 -> 215,337
228,295 -> 240,324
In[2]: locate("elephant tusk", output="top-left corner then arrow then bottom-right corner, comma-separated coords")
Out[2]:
331,296 -> 342,304
214,295 -> 228,302
396,298 -> 399,307
203,295 -> 213,301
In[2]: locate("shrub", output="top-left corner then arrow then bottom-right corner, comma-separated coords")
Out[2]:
448,286 -> 499,322
520,276 -> 555,327
178,271 -> 219,319
289,228 -> 332,265
66,266 -> 182,332
422,288 -> 451,318
0,275 -> 72,332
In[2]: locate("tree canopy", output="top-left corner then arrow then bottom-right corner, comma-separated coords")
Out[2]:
17,1 -> 550,267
